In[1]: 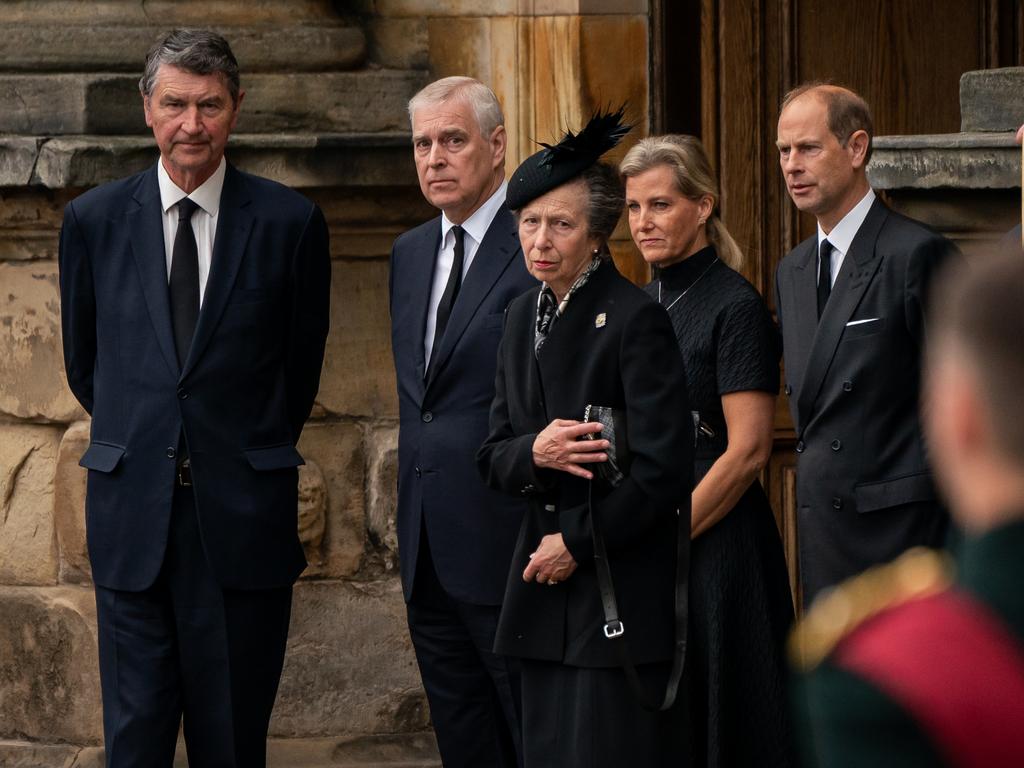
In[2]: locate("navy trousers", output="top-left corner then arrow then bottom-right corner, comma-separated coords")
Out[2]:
406,524 -> 523,768
94,483 -> 292,768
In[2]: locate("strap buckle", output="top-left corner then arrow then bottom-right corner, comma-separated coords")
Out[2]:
604,620 -> 625,639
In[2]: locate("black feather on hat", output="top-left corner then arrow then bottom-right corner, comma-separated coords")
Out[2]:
506,106 -> 631,210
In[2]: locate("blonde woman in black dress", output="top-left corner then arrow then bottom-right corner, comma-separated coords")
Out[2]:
621,135 -> 796,768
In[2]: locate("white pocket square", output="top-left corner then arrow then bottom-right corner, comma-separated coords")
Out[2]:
846,317 -> 880,327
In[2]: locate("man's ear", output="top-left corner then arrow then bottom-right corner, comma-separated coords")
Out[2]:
143,93 -> 153,128
229,89 -> 246,131
491,124 -> 507,168
847,129 -> 870,169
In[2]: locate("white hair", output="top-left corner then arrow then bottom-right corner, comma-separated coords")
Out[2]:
408,76 -> 504,137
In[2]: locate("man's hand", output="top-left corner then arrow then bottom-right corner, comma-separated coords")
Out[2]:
522,533 -> 578,585
532,419 -> 608,479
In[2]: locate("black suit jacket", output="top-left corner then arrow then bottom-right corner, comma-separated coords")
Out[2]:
478,260 -> 692,667
389,205 -> 537,605
59,163 -> 330,592
775,197 -> 956,603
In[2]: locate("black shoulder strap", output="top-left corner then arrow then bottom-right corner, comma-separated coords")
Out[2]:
589,481 -> 689,711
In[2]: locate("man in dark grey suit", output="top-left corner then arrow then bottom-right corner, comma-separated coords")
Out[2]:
389,77 -> 535,767
774,83 -> 958,606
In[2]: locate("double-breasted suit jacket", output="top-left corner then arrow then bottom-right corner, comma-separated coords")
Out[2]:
775,197 -> 957,603
390,205 -> 537,605
478,259 -> 692,667
59,163 -> 330,592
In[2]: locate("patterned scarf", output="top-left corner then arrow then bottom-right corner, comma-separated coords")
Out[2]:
534,256 -> 603,357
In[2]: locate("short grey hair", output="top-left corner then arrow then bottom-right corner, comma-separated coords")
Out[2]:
408,76 -> 504,138
139,29 -> 241,105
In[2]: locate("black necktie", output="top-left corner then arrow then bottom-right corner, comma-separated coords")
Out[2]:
169,198 -> 200,367
817,238 -> 832,319
433,225 -> 465,350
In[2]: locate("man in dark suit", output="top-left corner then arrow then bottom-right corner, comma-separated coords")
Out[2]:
58,29 -> 330,767
774,84 -> 957,606
389,76 -> 535,767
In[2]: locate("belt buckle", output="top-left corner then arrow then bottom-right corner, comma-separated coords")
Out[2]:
177,458 -> 192,487
603,620 -> 625,639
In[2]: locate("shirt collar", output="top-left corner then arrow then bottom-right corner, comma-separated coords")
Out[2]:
157,157 -> 227,216
440,180 -> 508,249
818,187 -> 875,256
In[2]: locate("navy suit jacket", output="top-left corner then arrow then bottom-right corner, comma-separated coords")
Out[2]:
389,205 -> 536,605
59,162 -> 331,592
775,198 -> 956,603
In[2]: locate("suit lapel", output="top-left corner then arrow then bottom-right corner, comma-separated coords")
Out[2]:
426,206 -> 520,387
127,165 -> 179,378
407,220 -> 441,391
796,198 -> 889,430
182,164 -> 254,378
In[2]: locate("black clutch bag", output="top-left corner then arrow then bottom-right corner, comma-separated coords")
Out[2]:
583,404 -> 630,488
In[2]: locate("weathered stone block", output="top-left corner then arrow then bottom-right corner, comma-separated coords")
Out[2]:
54,421 -> 92,585
0,1 -> 337,26
365,425 -> 400,573
869,133 -> 1020,190
316,259 -> 398,419
0,189 -> 72,262
0,586 -> 102,744
0,138 -> 44,188
0,262 -> 85,422
960,67 -> 1024,132
0,424 -> 61,585
271,580 -> 428,738
296,421 -> 366,579
366,18 -> 429,70
0,741 -> 83,767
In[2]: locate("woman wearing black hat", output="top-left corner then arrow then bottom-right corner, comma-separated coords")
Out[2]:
477,112 -> 693,765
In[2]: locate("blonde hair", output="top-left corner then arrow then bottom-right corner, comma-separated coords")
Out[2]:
619,134 -> 744,270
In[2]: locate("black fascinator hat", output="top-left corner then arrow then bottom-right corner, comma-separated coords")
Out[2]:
506,106 -> 631,210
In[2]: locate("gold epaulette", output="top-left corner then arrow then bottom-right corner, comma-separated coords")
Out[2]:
789,547 -> 954,673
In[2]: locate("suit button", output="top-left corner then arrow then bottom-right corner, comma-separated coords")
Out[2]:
421,411 -> 433,423
166,447 -> 176,459
831,439 -> 842,451
795,441 -> 805,453
177,388 -> 189,400
843,380 -> 853,392
414,467 -> 422,478
832,497 -> 843,510
784,384 -> 792,396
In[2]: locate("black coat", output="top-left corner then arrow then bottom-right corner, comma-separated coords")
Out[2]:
478,259 -> 693,667
389,206 -> 537,605
59,163 -> 331,591
775,197 -> 958,604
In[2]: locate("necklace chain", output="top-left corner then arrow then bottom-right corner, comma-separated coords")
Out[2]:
658,257 -> 719,311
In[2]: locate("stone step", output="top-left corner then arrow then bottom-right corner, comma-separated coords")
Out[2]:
0,70 -> 424,135
960,67 -> 1024,133
0,24 -> 367,73
0,0 -> 344,26
0,133 -> 417,190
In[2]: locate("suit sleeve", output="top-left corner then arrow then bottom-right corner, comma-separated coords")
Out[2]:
58,200 -> 96,415
286,203 -> 331,442
560,301 -> 693,562
904,232 -> 960,349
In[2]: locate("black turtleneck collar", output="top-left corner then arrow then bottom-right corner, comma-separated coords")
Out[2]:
656,245 -> 718,291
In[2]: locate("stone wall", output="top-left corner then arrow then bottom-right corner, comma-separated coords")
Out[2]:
0,1 -> 655,766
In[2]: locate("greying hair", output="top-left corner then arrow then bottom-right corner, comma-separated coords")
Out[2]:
620,134 -> 744,270
139,29 -> 241,104
782,82 -> 874,163
580,163 -> 625,250
408,76 -> 504,138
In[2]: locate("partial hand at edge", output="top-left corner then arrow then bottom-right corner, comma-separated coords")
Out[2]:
522,533 -> 578,585
532,419 -> 608,480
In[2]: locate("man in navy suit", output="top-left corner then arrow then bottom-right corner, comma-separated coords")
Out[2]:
59,29 -> 330,767
774,84 -> 956,606
390,77 -> 536,767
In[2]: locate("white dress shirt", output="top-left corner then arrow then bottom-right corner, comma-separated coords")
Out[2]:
817,187 -> 876,288
424,180 -> 509,365
157,157 -> 226,307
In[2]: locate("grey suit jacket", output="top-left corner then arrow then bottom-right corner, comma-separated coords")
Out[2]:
775,198 -> 957,604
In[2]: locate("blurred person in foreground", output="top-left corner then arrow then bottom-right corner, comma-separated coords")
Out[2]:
621,134 -> 796,768
790,244 -> 1024,767
477,111 -> 692,766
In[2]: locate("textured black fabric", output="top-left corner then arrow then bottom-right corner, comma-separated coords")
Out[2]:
647,245 -> 797,768
169,198 -> 200,368
817,239 -> 832,319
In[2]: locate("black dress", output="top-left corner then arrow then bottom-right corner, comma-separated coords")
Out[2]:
645,245 -> 797,767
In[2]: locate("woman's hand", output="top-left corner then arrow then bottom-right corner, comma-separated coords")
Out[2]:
522,533 -> 578,585
532,419 -> 608,479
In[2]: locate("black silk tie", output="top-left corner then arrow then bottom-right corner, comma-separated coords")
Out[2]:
169,198 -> 200,368
817,238 -> 832,319
433,225 -> 465,350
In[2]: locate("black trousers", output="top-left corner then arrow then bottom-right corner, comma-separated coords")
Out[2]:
406,527 -> 523,768
94,483 -> 293,768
